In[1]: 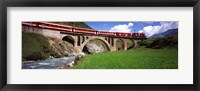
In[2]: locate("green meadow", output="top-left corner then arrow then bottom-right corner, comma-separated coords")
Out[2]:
73,48 -> 178,69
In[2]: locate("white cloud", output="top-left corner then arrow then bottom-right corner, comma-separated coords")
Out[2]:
139,26 -> 161,37
138,30 -> 143,33
109,23 -> 133,33
139,22 -> 178,38
159,22 -> 178,33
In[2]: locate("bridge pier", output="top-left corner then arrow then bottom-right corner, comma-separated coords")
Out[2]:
133,40 -> 139,47
109,38 -> 116,51
123,39 -> 127,50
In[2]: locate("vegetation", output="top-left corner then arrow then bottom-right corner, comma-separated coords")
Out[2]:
138,36 -> 178,49
73,48 -> 178,69
22,32 -> 60,61
116,39 -> 124,50
127,39 -> 134,49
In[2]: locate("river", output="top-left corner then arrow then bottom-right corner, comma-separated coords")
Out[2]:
22,56 -> 77,69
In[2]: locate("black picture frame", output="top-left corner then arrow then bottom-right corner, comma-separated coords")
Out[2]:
0,0 -> 199,91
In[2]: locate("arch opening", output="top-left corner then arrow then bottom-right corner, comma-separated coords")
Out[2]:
127,39 -> 135,50
82,38 -> 110,54
116,39 -> 124,50
62,36 -> 75,46
82,36 -> 85,43
77,36 -> 81,46
105,38 -> 107,41
111,38 -> 114,46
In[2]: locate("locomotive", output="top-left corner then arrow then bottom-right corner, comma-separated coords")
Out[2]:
22,22 -> 146,37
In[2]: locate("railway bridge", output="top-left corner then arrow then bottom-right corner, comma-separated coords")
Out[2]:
22,25 -> 146,52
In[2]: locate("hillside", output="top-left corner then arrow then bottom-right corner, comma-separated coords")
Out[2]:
50,22 -> 92,29
150,28 -> 178,38
22,32 -> 77,61
138,36 -> 178,49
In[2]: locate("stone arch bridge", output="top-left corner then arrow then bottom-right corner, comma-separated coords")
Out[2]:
22,26 -> 146,52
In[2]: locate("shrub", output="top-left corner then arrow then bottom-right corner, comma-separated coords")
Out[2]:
138,36 -> 178,49
25,52 -> 47,60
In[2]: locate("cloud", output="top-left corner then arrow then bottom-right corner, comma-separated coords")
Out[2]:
109,23 -> 133,33
138,26 -> 161,37
159,22 -> 178,33
139,22 -> 178,37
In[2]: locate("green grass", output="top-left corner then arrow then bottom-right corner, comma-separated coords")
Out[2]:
73,48 -> 178,69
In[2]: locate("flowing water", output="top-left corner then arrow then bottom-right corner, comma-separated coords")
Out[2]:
22,56 -> 76,69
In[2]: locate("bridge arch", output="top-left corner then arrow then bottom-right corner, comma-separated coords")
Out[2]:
127,39 -> 135,50
80,38 -> 111,52
115,39 -> 126,50
62,36 -> 75,46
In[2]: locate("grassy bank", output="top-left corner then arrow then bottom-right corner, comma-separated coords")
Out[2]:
22,32 -> 59,61
73,48 -> 178,69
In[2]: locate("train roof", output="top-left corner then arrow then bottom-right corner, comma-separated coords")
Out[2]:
43,22 -> 97,31
40,22 -> 73,28
74,26 -> 96,31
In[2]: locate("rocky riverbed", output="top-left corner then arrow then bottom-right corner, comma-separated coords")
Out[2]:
22,53 -> 85,69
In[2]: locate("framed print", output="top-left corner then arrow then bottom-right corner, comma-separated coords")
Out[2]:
0,0 -> 199,91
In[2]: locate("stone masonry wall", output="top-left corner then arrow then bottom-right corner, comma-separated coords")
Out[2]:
22,25 -> 61,39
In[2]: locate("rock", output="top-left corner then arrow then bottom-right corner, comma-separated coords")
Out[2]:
85,42 -> 105,53
71,61 -> 75,64
48,56 -> 54,59
67,62 -> 74,67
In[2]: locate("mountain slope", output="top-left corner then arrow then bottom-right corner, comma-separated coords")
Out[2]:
150,28 -> 178,38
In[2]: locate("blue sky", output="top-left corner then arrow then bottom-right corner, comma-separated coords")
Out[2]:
85,22 -> 178,37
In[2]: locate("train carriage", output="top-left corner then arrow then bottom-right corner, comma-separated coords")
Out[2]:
132,33 -> 145,37
74,27 -> 96,34
22,22 -> 37,26
116,32 -> 132,37
38,22 -> 73,32
98,31 -> 116,36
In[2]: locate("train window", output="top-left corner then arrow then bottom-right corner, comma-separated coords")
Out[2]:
43,24 -> 46,27
50,25 -> 53,28
45,24 -> 49,27
64,27 -> 67,29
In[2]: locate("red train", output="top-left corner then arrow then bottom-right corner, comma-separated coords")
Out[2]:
98,31 -> 116,36
132,33 -> 145,37
74,27 -> 96,34
116,32 -> 132,37
22,22 -> 146,38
